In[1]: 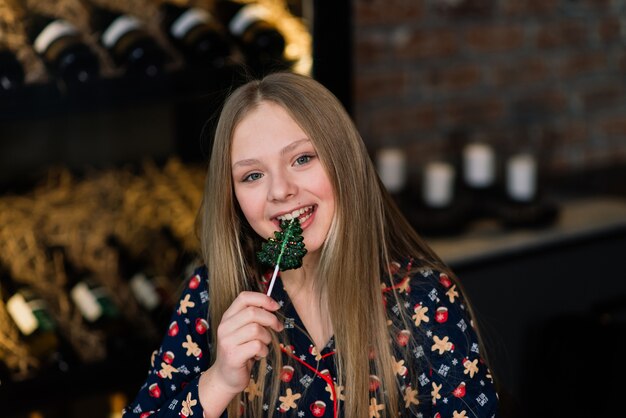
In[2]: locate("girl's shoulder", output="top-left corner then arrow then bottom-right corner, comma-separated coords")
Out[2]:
186,264 -> 209,290
382,257 -> 458,304
383,258 -> 500,417
174,265 -> 210,316
382,257 -> 477,344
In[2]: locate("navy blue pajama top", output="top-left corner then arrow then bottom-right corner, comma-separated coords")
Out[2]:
123,260 -> 499,418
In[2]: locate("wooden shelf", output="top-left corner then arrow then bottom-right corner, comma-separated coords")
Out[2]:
428,196 -> 626,268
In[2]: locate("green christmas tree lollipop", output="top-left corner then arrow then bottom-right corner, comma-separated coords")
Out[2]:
257,218 -> 307,296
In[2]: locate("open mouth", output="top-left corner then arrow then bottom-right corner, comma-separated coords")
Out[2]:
275,205 -> 316,224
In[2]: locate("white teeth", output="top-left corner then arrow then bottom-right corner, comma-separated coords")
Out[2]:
277,205 -> 313,221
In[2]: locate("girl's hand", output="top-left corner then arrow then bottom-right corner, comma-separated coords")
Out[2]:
207,291 -> 284,394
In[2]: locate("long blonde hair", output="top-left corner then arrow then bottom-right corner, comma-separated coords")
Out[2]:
200,72 -> 451,417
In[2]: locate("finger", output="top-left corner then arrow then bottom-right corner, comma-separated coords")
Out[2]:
222,340 -> 270,366
222,291 -> 280,321
221,305 -> 284,334
228,322 -> 273,347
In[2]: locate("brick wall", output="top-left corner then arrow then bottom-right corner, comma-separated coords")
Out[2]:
353,0 -> 626,181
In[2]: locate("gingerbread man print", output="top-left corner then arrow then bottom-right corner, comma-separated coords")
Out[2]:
446,285 -> 459,304
182,335 -> 202,358
245,378 -> 262,401
180,393 -> 198,417
431,335 -> 454,355
278,388 -> 301,412
431,382 -> 442,404
178,294 -> 195,315
463,358 -> 479,378
369,397 -> 385,418
157,362 -> 178,379
412,303 -> 430,327
404,386 -> 419,408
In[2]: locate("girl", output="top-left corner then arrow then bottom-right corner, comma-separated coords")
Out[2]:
123,72 -> 499,418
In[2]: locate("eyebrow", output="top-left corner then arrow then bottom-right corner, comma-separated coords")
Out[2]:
232,138 -> 311,169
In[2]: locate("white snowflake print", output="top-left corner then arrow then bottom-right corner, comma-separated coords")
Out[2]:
263,404 -> 269,411
443,398 -> 448,404
299,354 -> 307,361
194,366 -> 201,373
426,330 -> 433,337
404,301 -> 411,308
184,318 -> 190,324
171,384 -> 176,391
298,411 -> 305,417
451,358 -> 458,366
278,300 -> 285,307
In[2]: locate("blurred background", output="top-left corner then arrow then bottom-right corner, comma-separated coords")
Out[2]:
1,0 -> 625,417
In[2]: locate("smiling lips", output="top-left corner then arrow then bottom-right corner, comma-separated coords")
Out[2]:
275,205 -> 315,224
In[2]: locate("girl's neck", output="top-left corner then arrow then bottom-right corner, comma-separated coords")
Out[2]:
279,251 -> 333,350
280,250 -> 321,297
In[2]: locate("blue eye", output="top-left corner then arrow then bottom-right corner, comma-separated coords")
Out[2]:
295,154 -> 313,165
243,172 -> 263,182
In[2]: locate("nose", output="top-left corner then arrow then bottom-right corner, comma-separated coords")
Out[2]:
267,171 -> 297,202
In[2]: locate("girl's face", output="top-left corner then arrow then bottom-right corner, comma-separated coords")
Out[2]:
231,101 -> 335,256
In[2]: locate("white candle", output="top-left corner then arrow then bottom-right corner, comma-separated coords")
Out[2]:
507,153 -> 537,202
423,162 -> 455,208
376,148 -> 407,193
463,143 -> 496,188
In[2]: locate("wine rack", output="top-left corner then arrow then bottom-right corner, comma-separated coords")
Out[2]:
0,0 -> 313,118
0,1 -> 350,415
0,159 -> 206,416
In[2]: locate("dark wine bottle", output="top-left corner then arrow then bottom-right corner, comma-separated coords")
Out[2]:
160,2 -> 231,68
69,275 -> 121,330
60,251 -> 128,355
0,49 -> 25,92
0,270 -> 60,366
105,235 -> 165,326
88,4 -> 167,78
25,13 -> 100,85
214,1 -> 286,70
